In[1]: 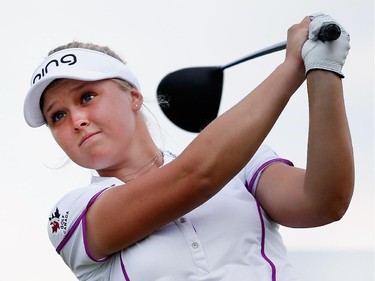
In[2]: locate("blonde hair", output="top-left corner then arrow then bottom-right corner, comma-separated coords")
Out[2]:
48,41 -> 126,63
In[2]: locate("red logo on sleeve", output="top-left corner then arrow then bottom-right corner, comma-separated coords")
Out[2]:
49,208 -> 61,233
49,208 -> 70,235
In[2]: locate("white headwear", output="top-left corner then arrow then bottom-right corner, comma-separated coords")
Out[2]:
24,48 -> 141,127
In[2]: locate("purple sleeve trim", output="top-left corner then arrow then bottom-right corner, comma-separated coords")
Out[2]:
56,187 -> 110,259
120,253 -> 131,281
82,187 -> 113,262
246,158 -> 293,195
56,211 -> 85,253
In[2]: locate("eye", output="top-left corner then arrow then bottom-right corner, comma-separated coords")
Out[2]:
81,92 -> 95,104
51,111 -> 66,123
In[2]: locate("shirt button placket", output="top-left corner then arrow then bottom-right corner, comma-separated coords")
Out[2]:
175,217 -> 210,275
191,241 -> 199,249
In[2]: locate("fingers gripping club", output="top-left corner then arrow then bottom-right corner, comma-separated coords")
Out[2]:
302,13 -> 350,77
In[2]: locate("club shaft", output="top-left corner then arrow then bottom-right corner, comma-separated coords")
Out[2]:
220,41 -> 287,70
220,23 -> 341,71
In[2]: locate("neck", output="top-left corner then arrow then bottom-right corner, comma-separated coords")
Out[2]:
119,152 -> 163,182
97,121 -> 163,181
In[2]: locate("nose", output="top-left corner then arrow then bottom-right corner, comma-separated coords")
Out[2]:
71,112 -> 90,131
75,120 -> 89,129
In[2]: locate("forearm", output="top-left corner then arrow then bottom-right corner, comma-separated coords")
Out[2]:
304,70 -> 354,221
180,60 -> 305,189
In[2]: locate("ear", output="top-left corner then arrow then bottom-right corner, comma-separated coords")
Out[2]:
130,89 -> 144,111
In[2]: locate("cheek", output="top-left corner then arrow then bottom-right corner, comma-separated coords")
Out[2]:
51,129 -> 75,155
52,130 -> 88,167
98,102 -> 135,131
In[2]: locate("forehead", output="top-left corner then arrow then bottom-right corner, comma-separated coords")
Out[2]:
41,79 -> 124,108
40,79 -> 95,111
44,78 -> 122,96
44,79 -> 87,95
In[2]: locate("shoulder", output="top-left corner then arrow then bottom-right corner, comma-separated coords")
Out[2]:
252,143 -> 279,162
47,177 -> 123,249
240,143 -> 281,175
239,144 -> 293,195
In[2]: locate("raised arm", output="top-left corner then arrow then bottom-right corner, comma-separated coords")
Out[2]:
255,14 -> 354,227
86,17 -> 309,258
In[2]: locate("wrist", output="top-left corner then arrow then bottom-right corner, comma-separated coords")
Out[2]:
280,59 -> 306,85
306,69 -> 343,102
307,68 -> 343,84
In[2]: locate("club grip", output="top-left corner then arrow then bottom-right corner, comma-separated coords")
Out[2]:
318,23 -> 341,41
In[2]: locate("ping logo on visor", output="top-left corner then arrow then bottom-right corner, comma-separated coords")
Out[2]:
32,54 -> 77,85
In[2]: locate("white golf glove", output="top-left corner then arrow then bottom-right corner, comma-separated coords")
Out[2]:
302,13 -> 350,78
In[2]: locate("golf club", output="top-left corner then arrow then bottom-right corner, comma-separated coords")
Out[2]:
157,24 -> 341,133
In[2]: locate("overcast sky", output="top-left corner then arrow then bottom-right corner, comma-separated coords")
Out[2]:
0,0 -> 373,280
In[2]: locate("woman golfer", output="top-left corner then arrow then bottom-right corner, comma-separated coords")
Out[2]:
24,14 -> 353,281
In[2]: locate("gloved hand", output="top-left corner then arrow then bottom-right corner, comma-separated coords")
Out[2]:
302,13 -> 350,78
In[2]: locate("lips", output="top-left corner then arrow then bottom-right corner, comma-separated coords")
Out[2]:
79,131 -> 101,146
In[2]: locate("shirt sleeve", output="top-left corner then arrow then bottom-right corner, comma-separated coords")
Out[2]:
47,177 -> 123,279
238,144 -> 293,196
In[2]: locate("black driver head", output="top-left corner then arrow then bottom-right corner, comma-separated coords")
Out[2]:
156,66 -> 223,133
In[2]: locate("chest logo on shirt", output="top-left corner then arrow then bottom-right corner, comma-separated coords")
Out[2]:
49,207 -> 69,235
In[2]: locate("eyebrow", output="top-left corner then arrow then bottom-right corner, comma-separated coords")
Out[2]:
44,101 -> 56,117
43,81 -> 89,115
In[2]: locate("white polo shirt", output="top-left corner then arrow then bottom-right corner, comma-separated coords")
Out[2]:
48,145 -> 299,281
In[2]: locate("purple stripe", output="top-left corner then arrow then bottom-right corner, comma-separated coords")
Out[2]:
56,211 -> 85,253
82,212 -> 112,262
120,254 -> 131,281
245,158 -> 293,281
56,188 -> 109,255
246,158 -> 293,195
82,188 -> 112,261
256,200 -> 276,281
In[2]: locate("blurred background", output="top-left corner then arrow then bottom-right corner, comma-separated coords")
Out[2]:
0,0 -> 373,280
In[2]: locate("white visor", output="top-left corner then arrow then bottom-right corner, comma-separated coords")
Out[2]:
23,48 -> 141,127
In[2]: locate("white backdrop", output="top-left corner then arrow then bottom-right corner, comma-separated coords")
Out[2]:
0,0 -> 373,280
